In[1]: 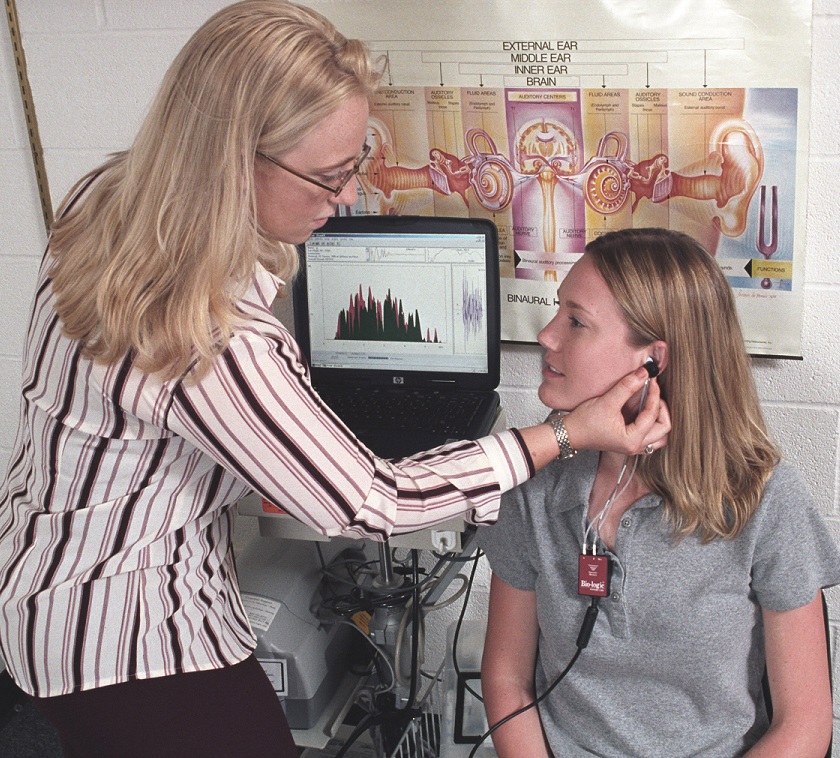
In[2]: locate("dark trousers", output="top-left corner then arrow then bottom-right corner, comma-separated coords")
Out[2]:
33,655 -> 298,758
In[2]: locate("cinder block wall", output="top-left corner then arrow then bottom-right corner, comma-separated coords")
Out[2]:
2,0 -> 838,744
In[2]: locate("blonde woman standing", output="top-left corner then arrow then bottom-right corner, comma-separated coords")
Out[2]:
0,3 -> 668,756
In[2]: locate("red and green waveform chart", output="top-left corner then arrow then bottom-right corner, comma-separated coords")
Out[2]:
335,285 -> 440,343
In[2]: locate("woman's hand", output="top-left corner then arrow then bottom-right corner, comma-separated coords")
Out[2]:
563,366 -> 670,455
517,366 -> 670,471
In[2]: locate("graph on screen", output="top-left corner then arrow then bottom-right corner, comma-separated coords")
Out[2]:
336,285 -> 441,343
460,272 -> 484,343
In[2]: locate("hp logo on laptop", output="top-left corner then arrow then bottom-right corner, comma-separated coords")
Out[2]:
392,376 -> 404,385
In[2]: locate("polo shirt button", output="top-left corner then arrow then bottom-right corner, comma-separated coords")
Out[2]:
611,592 -> 621,602
621,518 -> 632,527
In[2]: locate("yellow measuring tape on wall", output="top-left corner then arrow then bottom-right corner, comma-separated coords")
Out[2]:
4,0 -> 53,232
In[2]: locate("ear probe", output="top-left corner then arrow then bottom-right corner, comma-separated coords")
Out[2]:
638,357 -> 659,413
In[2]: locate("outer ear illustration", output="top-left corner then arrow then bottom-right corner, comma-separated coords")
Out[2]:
707,119 -> 765,237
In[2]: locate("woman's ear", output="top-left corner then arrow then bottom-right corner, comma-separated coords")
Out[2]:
646,341 -> 669,374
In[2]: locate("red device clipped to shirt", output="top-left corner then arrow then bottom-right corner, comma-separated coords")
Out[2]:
578,554 -> 610,597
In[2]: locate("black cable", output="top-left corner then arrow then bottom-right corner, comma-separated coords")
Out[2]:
333,697 -> 423,757
452,547 -> 484,703
314,541 -> 328,571
403,549 -> 420,710
467,597 -> 600,758
431,550 -> 481,562
333,711 -> 380,758
320,564 -> 434,602
320,547 -> 464,620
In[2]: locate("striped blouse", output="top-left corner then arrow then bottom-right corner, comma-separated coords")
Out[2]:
0,259 -> 533,697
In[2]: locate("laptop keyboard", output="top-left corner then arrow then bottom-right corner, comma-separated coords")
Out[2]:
319,388 -> 485,436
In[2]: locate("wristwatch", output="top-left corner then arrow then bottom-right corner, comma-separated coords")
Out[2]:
548,413 -> 577,460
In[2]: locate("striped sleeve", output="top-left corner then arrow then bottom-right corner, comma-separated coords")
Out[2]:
161,325 -> 532,539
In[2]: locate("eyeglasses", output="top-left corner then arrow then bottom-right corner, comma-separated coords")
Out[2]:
257,142 -> 371,196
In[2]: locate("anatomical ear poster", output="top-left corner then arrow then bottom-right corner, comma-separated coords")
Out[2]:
311,0 -> 812,356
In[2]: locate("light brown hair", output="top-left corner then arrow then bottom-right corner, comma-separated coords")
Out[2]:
586,227 -> 779,540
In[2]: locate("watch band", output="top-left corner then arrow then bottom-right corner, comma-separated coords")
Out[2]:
548,414 -> 577,460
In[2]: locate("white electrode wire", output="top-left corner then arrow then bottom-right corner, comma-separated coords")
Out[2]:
583,453 -> 633,552
583,377 -> 651,553
394,599 -> 424,686
421,573 -> 469,612
594,454 -> 642,548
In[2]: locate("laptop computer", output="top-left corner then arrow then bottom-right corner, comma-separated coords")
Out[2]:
293,215 -> 501,459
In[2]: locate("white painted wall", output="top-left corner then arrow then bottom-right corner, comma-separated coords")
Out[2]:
2,0 -> 839,744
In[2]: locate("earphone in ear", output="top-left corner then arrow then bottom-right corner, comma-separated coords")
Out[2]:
637,357 -> 659,420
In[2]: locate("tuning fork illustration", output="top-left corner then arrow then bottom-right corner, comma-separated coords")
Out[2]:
756,185 -> 778,258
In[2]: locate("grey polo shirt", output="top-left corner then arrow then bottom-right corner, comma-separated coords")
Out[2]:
478,452 -> 840,757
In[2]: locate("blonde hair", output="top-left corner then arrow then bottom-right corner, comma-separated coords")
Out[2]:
586,228 -> 779,541
49,1 -> 381,380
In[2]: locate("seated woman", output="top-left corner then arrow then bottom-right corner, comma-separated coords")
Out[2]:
477,227 -> 840,757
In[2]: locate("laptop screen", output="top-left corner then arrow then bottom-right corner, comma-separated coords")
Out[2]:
295,215 -> 500,389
